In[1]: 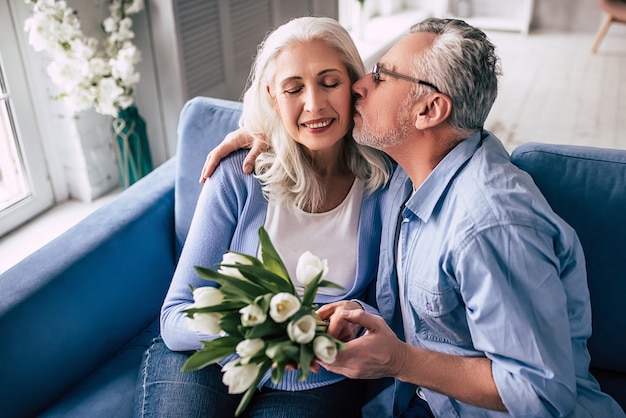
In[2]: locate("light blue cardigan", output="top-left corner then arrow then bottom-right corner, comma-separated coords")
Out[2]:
161,149 -> 387,390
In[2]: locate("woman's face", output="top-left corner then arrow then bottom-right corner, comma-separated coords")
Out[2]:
268,39 -> 353,156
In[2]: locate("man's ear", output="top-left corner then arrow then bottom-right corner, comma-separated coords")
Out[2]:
414,94 -> 453,130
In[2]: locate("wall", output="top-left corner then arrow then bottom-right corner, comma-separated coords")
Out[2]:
149,0 -> 339,159
532,0 -> 604,32
407,0 -> 605,32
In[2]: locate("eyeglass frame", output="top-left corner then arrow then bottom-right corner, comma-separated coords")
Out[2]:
372,63 -> 441,93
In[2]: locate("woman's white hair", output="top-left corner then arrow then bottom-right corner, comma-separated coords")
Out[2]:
240,16 -> 391,212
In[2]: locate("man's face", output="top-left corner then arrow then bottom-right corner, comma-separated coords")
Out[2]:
351,32 -> 435,151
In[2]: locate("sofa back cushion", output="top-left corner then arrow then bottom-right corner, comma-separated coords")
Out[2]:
175,97 -> 243,255
511,142 -> 626,373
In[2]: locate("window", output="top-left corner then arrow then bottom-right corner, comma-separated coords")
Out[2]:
0,70 -> 28,210
0,0 -> 53,237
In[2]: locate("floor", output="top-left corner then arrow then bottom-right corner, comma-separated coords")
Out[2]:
1,26 -> 625,275
487,27 -> 626,152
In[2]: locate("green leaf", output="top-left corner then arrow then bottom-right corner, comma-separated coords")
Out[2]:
301,271 -> 324,307
233,264 -> 295,294
181,336 -> 240,372
271,361 -> 286,384
317,280 -> 345,290
254,293 -> 272,313
244,319 -> 284,339
266,339 -> 300,363
183,300 -> 246,316
194,266 -> 265,294
234,360 -> 271,417
194,265 -> 230,282
298,344 -> 315,382
257,227 -> 292,285
220,310 -> 245,338
194,266 -> 268,303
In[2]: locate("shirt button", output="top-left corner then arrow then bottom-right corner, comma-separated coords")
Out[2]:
417,387 -> 428,402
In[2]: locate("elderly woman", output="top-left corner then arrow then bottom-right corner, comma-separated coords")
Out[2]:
134,17 -> 391,418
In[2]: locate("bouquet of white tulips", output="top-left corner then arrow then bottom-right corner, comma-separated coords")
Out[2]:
183,227 -> 345,416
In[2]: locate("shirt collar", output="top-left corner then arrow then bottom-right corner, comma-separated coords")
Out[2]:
404,130 -> 484,222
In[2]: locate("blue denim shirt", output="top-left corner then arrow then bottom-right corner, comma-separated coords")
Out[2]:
376,131 -> 625,417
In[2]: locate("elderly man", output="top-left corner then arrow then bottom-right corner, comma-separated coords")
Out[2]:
200,17 -> 624,418
316,18 -> 624,418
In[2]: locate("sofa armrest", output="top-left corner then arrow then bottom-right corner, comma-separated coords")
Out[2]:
0,158 -> 177,417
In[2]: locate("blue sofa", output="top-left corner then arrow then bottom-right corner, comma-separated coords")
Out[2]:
1,97 -> 624,417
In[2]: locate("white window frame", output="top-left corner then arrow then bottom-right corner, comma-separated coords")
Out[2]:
0,0 -> 54,237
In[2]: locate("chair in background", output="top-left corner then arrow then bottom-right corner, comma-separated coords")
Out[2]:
591,0 -> 626,53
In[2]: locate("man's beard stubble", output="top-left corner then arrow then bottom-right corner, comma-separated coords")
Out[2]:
353,96 -> 414,151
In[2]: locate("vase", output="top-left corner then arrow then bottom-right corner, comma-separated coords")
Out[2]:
111,105 -> 153,188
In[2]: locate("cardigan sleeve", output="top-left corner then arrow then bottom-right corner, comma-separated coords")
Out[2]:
160,152 -> 250,351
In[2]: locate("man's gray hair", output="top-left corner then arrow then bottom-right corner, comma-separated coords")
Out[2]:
409,18 -> 502,133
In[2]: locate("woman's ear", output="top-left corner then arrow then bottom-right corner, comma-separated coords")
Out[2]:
415,94 -> 453,130
266,85 -> 279,113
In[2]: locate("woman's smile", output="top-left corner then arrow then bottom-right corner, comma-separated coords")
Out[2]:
302,117 -> 335,131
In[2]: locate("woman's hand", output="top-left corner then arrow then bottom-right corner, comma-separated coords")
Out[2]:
199,129 -> 268,183
317,301 -> 365,342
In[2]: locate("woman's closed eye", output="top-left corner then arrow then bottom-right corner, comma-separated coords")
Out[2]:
284,85 -> 304,95
321,81 -> 340,89
283,81 -> 341,96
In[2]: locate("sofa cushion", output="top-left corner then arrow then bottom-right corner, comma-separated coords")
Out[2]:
510,143 -> 626,373
174,97 -> 243,255
39,320 -> 158,418
0,160 -> 176,417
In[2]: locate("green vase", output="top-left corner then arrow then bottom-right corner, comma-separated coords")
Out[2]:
111,105 -> 153,188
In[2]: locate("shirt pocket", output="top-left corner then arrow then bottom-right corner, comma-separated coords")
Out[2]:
409,286 -> 473,347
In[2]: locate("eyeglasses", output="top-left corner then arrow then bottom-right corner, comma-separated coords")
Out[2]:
372,63 -> 441,93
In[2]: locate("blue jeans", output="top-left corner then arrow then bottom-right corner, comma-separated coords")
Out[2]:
134,337 -> 368,418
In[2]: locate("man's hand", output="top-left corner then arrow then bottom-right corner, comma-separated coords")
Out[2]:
317,301 -> 365,342
317,309 -> 407,380
199,129 -> 268,183
320,311 -> 507,411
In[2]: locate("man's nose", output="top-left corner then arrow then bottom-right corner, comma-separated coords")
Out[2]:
351,74 -> 368,100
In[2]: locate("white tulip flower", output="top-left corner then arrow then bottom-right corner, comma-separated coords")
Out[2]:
221,361 -> 260,394
192,286 -> 224,307
218,252 -> 253,279
295,251 -> 328,286
287,315 -> 316,344
236,338 -> 265,358
313,335 -> 338,363
187,312 -> 221,335
239,304 -> 266,326
269,292 -> 301,323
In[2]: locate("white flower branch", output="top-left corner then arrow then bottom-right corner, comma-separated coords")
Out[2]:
23,0 -> 144,117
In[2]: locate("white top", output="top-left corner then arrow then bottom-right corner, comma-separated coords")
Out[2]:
264,179 -> 364,296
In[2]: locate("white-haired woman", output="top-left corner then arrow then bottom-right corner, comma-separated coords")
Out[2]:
134,16 -> 392,418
